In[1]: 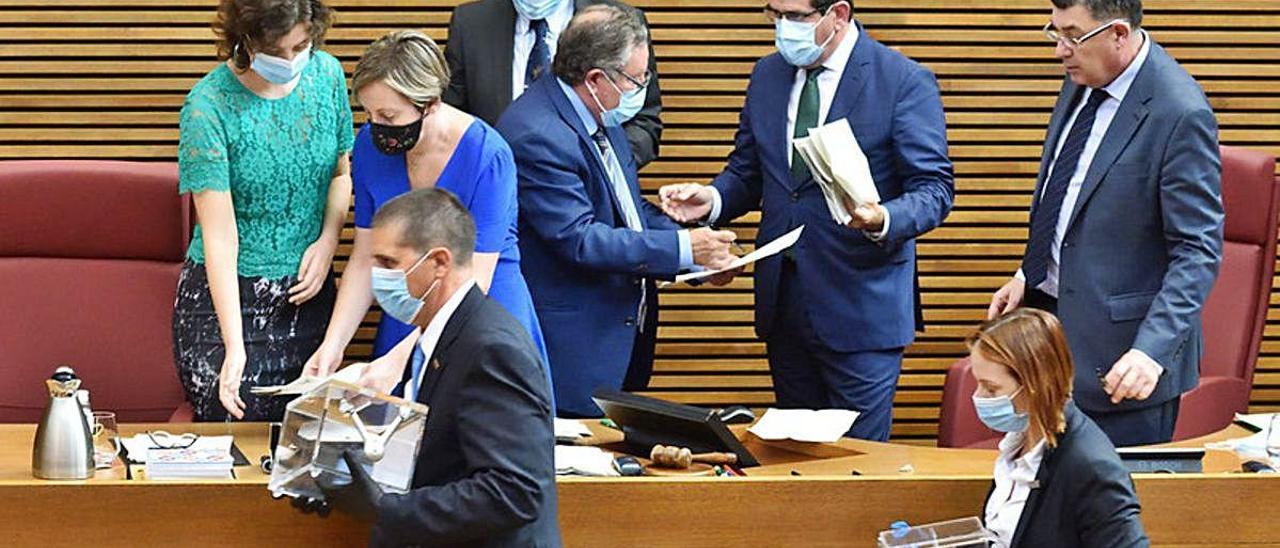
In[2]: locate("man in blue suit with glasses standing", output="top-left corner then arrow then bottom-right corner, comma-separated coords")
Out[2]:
659,0 -> 954,441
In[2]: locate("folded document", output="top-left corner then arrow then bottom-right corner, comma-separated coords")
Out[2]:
793,118 -> 881,225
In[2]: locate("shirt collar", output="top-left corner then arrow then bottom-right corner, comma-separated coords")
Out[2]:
997,431 -> 1048,470
417,278 -> 476,359
558,77 -> 600,136
1099,29 -> 1151,102
516,0 -> 576,35
817,22 -> 859,76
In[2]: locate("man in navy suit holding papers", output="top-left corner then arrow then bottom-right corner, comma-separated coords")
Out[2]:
659,0 -> 953,441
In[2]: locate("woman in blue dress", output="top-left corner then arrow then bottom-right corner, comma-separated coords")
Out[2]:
303,30 -> 552,401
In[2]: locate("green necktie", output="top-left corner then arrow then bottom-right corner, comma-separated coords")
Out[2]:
790,66 -> 825,181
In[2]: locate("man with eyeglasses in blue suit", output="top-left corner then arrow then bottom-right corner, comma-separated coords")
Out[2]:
658,0 -> 955,442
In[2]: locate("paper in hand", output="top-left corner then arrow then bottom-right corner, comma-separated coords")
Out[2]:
669,225 -> 805,285
793,118 -> 880,224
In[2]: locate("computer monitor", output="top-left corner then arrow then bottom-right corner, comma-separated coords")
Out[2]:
591,389 -> 759,468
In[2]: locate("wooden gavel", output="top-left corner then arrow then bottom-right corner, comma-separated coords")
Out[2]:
649,444 -> 738,469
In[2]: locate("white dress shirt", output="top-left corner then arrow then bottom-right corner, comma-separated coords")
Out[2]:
707,24 -> 887,239
1033,30 -> 1151,298
407,278 -> 476,397
512,0 -> 575,102
984,432 -> 1047,548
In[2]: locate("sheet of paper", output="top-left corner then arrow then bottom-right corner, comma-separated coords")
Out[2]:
554,418 -> 592,439
122,434 -> 233,464
251,363 -> 366,396
554,445 -> 620,477
794,136 -> 853,225
670,225 -> 805,284
1234,412 -> 1278,432
747,408 -> 859,444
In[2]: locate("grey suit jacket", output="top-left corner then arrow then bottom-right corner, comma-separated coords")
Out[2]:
442,0 -> 663,167
1033,39 -> 1223,414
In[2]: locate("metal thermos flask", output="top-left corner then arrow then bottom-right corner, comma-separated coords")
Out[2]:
32,366 -> 94,480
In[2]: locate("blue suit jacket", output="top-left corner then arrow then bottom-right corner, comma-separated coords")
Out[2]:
497,75 -> 685,417
712,29 -> 954,352
1036,41 -> 1223,414
984,403 -> 1149,548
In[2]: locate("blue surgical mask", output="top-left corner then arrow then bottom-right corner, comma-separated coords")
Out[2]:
512,0 -> 562,21
972,387 -> 1029,433
588,75 -> 646,128
251,47 -> 311,85
775,11 -> 836,67
371,251 -> 439,325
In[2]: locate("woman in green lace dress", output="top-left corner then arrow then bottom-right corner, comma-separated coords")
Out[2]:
172,0 -> 353,421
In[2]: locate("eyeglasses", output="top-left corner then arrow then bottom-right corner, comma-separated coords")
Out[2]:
605,67 -> 651,90
763,4 -> 822,23
147,430 -> 200,449
1043,18 -> 1129,49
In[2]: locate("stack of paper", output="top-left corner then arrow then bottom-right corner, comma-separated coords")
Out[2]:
793,118 -> 881,225
747,408 -> 860,444
554,446 -> 620,477
145,436 -> 234,479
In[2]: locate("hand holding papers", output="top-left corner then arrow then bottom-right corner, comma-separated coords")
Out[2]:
793,118 -> 881,226
747,408 -> 860,443
664,225 -> 805,285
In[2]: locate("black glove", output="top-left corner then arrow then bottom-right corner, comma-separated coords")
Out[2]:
315,449 -> 385,521
287,450 -> 384,521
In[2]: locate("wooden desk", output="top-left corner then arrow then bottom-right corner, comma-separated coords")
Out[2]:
0,423 -> 1276,547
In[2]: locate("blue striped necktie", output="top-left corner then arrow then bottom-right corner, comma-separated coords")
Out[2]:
1021,89 -> 1110,289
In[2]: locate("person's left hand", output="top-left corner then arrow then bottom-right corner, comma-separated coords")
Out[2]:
291,450 -> 384,521
1103,350 -> 1163,404
707,265 -> 744,287
840,196 -> 886,232
289,236 -> 337,305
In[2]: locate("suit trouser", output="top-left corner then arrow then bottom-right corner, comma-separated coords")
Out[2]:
1024,287 -> 1181,446
765,259 -> 904,441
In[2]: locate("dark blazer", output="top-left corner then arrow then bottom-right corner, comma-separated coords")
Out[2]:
1032,39 -> 1223,416
497,74 -> 684,417
711,28 -> 954,352
443,0 -> 663,167
370,286 -> 561,548
985,403 -> 1149,548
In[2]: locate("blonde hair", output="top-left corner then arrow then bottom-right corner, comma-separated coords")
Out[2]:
352,30 -> 449,108
966,308 -> 1075,448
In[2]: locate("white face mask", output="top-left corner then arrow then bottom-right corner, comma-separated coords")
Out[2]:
251,47 -> 311,85
774,9 -> 837,67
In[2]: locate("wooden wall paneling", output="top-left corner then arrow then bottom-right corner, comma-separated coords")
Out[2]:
0,0 -> 1276,442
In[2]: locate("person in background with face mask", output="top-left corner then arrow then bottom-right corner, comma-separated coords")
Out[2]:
496,4 -> 739,418
300,30 -> 553,408
656,0 -> 954,441
442,0 -> 664,168
968,308 -> 1148,547
296,188 -> 560,547
173,0 -> 352,421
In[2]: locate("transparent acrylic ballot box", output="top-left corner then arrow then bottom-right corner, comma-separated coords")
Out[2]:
877,517 -> 996,548
268,379 -> 428,500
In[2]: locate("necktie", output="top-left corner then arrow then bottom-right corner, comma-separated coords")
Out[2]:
593,129 -> 647,332
1021,89 -> 1111,290
790,66 -> 825,181
525,19 -> 551,90
394,343 -> 428,399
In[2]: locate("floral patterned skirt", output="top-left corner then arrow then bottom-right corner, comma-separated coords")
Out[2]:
171,260 -> 335,421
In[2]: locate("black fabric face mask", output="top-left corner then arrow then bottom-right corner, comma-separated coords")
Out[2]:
370,108 -> 427,155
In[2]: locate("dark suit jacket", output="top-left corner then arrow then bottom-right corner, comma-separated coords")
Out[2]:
711,27 -> 954,352
985,403 -> 1149,548
370,286 -> 561,547
496,74 -> 684,417
1031,39 -> 1223,416
443,0 -> 663,167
